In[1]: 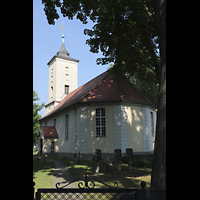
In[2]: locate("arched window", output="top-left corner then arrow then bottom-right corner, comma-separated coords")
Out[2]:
96,108 -> 106,137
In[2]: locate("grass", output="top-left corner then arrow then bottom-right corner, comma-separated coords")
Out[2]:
33,157 -> 54,192
33,148 -> 38,155
47,154 -> 153,188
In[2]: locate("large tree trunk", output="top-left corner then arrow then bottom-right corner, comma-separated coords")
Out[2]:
151,0 -> 166,189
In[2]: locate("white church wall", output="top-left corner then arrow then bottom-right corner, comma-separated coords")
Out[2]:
48,58 -> 56,103
69,62 -> 78,93
126,105 -> 144,152
58,114 -> 63,152
113,105 -> 128,153
87,105 -> 114,154
77,106 -> 88,154
57,110 -> 73,153
142,107 -> 151,151
142,107 -> 156,152
58,58 -> 64,99
71,109 -> 76,153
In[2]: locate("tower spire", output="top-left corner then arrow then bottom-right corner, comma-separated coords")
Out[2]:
57,21 -> 70,56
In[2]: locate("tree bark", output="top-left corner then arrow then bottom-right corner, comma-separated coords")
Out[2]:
151,0 -> 166,189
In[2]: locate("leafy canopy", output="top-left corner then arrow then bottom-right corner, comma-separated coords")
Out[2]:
42,0 -> 159,104
33,90 -> 45,144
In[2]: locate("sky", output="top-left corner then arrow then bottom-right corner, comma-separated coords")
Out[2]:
33,1 -> 109,117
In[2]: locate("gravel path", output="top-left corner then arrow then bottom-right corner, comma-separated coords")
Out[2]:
46,159 -> 77,188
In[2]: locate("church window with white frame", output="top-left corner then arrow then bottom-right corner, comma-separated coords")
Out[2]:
96,108 -> 106,137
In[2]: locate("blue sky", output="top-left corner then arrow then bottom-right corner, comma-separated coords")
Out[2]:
33,1 -> 109,117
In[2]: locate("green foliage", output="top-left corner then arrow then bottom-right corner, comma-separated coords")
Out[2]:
128,73 -> 158,106
42,0 -> 160,85
121,154 -> 153,168
108,64 -> 158,106
33,90 -> 45,144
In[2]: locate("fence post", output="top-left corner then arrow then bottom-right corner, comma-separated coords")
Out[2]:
135,181 -> 147,200
36,190 -> 40,200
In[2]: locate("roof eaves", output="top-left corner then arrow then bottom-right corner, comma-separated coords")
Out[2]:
57,55 -> 79,63
47,55 -> 79,65
47,55 -> 57,65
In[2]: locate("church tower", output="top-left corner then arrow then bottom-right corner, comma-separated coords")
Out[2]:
45,34 -> 79,114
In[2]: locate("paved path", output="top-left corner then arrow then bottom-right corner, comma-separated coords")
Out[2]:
46,159 -> 77,188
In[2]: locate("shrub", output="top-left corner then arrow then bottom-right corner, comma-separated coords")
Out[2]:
121,154 -> 153,168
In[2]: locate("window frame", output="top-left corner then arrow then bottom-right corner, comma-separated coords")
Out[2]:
95,108 -> 106,137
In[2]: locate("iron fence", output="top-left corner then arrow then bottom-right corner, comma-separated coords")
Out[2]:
33,174 -> 166,200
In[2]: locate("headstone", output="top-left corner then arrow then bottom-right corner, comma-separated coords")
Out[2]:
93,149 -> 102,161
126,148 -> 133,171
126,148 -> 133,159
114,149 -> 122,171
114,149 -> 122,160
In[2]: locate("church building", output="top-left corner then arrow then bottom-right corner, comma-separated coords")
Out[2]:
39,35 -> 157,158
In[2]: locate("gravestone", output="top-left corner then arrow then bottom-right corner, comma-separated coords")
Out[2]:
114,149 -> 122,171
93,149 -> 102,161
126,148 -> 133,170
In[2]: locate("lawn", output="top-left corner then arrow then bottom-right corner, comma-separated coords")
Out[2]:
47,154 -> 153,188
33,156 -> 54,192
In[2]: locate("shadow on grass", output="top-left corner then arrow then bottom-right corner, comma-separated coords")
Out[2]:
33,157 -> 54,179
47,155 -> 152,188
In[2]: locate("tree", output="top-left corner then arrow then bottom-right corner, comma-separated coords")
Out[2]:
33,90 -> 45,145
150,0 -> 166,189
128,73 -> 158,106
41,0 -> 166,189
108,64 -> 158,106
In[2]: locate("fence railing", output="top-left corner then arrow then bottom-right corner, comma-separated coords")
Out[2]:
33,174 -> 166,200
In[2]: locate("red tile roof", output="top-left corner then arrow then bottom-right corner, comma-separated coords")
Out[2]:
40,69 -> 156,121
41,126 -> 58,138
